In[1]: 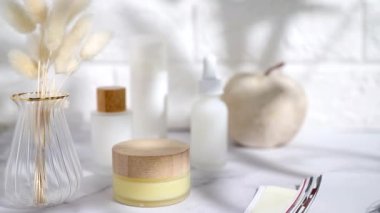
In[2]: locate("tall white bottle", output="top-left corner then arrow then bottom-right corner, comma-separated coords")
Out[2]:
191,56 -> 228,170
91,86 -> 132,172
130,36 -> 168,138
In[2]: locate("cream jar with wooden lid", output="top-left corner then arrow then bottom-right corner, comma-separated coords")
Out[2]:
112,139 -> 190,207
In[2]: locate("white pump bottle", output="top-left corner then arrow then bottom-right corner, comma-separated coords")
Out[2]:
190,56 -> 228,170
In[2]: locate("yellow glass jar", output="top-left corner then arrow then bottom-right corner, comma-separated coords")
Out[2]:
112,139 -> 190,207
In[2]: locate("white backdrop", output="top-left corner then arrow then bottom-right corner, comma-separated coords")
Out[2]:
0,0 -> 380,131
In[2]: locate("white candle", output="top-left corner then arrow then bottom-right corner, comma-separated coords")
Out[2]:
130,36 -> 168,138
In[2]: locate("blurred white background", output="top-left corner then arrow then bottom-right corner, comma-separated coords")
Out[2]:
0,0 -> 380,131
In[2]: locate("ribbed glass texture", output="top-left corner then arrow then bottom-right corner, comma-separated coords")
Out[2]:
4,92 -> 82,207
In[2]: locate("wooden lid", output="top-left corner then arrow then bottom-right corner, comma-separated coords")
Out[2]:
97,86 -> 126,112
112,139 -> 190,179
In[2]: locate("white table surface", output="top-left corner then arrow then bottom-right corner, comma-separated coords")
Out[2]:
0,117 -> 379,213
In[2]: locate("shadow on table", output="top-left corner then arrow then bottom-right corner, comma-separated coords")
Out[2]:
232,148 -> 314,178
191,169 -> 244,212
290,144 -> 380,162
0,169 -> 112,212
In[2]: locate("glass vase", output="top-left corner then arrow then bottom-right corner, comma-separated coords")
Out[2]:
4,92 -> 82,207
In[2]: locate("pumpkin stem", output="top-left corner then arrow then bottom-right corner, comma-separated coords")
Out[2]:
264,62 -> 285,75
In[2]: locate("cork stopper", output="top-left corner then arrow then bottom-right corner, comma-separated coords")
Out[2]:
112,139 -> 190,179
97,86 -> 126,112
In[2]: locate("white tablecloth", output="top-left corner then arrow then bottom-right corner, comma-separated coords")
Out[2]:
0,118 -> 379,213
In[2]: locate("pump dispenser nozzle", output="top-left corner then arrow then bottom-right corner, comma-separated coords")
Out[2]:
199,55 -> 222,95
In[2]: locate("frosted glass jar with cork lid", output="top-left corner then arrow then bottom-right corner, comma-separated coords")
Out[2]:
91,86 -> 132,171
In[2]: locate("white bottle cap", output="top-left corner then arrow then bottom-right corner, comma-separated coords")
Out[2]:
199,55 -> 222,95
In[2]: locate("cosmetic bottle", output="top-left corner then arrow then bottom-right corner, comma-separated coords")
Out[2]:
91,86 -> 132,171
130,36 -> 168,138
190,56 -> 228,170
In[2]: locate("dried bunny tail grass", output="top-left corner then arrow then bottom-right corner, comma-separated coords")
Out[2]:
27,34 -> 40,60
23,0 -> 47,23
55,14 -> 92,66
55,57 -> 80,75
27,34 -> 49,62
44,0 -> 70,52
66,58 -> 81,74
80,32 -> 112,60
69,15 -> 93,41
54,57 -> 68,74
45,0 -> 90,52
3,0 -> 36,33
8,49 -> 38,79
67,0 -> 91,23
